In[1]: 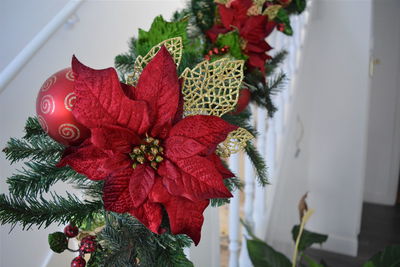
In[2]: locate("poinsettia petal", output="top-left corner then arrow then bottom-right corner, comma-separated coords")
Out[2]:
240,15 -> 268,43
134,46 -> 180,138
207,153 -> 235,179
103,169 -> 132,213
57,140 -> 109,181
167,198 -> 209,245
129,165 -> 155,208
91,125 -> 141,154
168,115 -> 238,155
159,157 -> 232,201
218,4 -> 235,29
129,201 -> 163,234
164,136 -> 206,160
149,179 -> 209,245
71,56 -> 151,135
206,25 -> 230,43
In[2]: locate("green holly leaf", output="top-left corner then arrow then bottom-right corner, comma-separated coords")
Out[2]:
295,0 -> 307,13
136,16 -> 189,56
216,31 -> 248,61
48,232 -> 68,253
247,239 -> 292,267
276,9 -> 293,36
291,225 -> 328,252
363,245 -> 400,267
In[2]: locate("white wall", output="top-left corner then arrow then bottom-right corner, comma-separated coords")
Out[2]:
267,0 -> 372,257
363,0 -> 400,206
0,1 -> 186,266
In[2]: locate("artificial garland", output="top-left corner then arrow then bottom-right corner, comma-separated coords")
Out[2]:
0,0 -> 307,266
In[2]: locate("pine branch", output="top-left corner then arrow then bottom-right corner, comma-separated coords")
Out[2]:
245,141 -> 269,185
247,72 -> 287,117
23,116 -> 46,140
3,137 -> 64,164
0,193 -> 102,229
211,176 -> 243,207
265,50 -> 288,74
115,53 -> 136,74
7,162 -> 85,198
222,110 -> 258,137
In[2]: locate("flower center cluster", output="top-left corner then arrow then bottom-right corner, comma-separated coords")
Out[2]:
129,136 -> 164,169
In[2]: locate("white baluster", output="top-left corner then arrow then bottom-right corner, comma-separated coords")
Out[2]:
229,153 -> 240,267
239,105 -> 256,267
253,107 -> 267,237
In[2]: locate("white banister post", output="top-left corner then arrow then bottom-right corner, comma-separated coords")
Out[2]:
253,107 -> 267,237
239,105 -> 256,267
229,153 -> 240,267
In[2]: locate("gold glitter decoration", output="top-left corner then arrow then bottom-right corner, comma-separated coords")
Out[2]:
217,128 -> 254,157
180,58 -> 244,117
126,37 -> 183,86
263,5 -> 282,20
247,4 -> 261,16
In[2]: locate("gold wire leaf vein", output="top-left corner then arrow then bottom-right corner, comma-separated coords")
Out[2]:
126,37 -> 183,86
180,58 -> 244,117
263,5 -> 282,20
217,128 -> 254,157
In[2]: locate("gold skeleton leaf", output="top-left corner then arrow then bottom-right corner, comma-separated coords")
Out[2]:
217,128 -> 254,158
263,5 -> 282,20
180,58 -> 244,117
126,37 -> 183,86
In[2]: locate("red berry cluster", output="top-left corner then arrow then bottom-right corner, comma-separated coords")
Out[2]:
204,45 -> 230,61
61,224 -> 98,267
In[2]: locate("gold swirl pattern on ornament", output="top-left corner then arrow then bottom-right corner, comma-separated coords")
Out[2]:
65,70 -> 75,81
37,115 -> 49,133
58,123 -> 80,141
64,92 -> 76,111
40,95 -> 55,114
40,75 -> 57,92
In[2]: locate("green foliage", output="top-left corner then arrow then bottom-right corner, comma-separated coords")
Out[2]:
245,141 -> 269,186
3,136 -> 64,164
276,9 -> 293,36
291,225 -> 328,252
265,50 -> 288,74
216,31 -> 248,60
87,249 -> 105,267
190,0 -> 216,32
0,192 -> 102,229
7,161 -> 84,197
23,116 -> 47,140
286,0 -> 307,15
98,212 -> 193,267
302,255 -> 328,267
211,176 -> 243,207
363,245 -> 400,267
222,109 -> 257,137
247,239 -> 292,267
246,71 -> 287,118
136,16 -> 189,57
48,231 -> 68,253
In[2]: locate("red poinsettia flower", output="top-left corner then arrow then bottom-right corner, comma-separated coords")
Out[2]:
58,46 -> 238,245
206,0 -> 277,73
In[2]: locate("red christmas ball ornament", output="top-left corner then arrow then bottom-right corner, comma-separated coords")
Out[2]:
36,68 -> 90,146
71,256 -> 86,267
64,224 -> 79,238
232,88 -> 251,114
79,235 -> 97,254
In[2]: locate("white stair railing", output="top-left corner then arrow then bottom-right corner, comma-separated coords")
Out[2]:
226,2 -> 313,266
